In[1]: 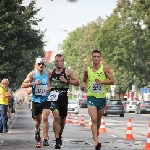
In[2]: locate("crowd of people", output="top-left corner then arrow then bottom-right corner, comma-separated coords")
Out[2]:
1,49 -> 114,150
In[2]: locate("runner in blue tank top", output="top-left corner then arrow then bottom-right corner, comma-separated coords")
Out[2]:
21,58 -> 51,147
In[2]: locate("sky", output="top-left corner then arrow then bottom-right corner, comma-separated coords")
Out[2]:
23,0 -> 118,51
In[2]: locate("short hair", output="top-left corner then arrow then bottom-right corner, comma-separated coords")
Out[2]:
1,78 -> 9,84
92,50 -> 101,55
55,54 -> 63,58
55,54 -> 64,60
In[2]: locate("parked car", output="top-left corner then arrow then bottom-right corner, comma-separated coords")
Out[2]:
78,98 -> 83,105
68,100 -> 79,114
135,101 -> 150,114
79,100 -> 87,108
104,99 -> 124,117
124,101 -> 137,113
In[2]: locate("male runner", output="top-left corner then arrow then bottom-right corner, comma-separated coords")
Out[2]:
21,58 -> 50,147
48,54 -> 79,149
81,50 -> 114,150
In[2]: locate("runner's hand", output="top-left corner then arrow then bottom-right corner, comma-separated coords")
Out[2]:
47,87 -> 51,92
81,83 -> 85,91
95,79 -> 104,84
32,80 -> 40,85
59,76 -> 67,83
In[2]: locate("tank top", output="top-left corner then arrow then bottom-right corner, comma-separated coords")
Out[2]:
49,68 -> 69,101
50,68 -> 69,90
32,70 -> 49,103
87,65 -> 107,98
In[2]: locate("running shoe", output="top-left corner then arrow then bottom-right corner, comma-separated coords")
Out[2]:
43,139 -> 49,146
55,143 -> 61,149
95,142 -> 101,150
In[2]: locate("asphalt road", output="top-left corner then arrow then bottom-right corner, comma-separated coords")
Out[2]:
0,104 -> 149,150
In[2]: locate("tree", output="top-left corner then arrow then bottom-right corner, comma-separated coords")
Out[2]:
0,0 -> 45,90
95,0 -> 150,90
61,17 -> 105,80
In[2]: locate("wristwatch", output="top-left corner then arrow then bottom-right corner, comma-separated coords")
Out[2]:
67,79 -> 70,84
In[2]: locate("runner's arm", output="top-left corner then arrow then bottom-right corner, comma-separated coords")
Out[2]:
21,72 -> 34,88
102,66 -> 114,85
67,69 -> 79,86
48,70 -> 52,88
81,69 -> 88,91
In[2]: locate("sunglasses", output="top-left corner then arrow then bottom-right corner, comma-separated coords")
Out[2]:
37,62 -> 45,66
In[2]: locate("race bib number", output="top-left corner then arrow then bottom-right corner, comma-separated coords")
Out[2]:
47,91 -> 59,101
35,85 -> 47,96
91,82 -> 104,93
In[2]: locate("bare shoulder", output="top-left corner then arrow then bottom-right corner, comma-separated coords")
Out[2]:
65,68 -> 72,75
27,71 -> 34,78
103,65 -> 111,72
84,68 -> 88,74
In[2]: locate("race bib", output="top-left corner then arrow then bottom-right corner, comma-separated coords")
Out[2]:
47,91 -> 59,101
91,82 -> 104,93
35,85 -> 47,96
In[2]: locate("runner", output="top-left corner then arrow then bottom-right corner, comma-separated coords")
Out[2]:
48,54 -> 79,149
81,50 -> 114,150
21,58 -> 50,147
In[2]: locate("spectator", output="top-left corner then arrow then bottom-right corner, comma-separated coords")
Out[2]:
0,78 -> 12,133
7,92 -> 14,121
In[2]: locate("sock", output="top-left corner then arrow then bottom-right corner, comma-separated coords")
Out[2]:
59,133 -> 62,139
56,138 -> 59,145
43,138 -> 47,141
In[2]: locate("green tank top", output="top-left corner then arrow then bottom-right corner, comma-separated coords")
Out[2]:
87,65 -> 107,98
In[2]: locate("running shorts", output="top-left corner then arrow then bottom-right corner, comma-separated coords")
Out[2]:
50,96 -> 68,118
87,96 -> 106,109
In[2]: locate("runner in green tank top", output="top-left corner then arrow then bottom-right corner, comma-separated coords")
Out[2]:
81,50 -> 114,150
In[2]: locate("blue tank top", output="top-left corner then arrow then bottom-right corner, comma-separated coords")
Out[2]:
32,70 -> 49,103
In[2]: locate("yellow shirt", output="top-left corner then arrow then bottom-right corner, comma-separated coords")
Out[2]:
0,87 -> 9,105
87,65 -> 107,98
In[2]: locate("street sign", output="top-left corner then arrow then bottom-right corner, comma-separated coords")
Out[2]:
140,88 -> 149,93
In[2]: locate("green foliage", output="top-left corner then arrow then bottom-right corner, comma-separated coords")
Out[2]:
61,0 -> 150,94
0,0 -> 45,90
62,18 -> 105,80
96,0 -> 150,91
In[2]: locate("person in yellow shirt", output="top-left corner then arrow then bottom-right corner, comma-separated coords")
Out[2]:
0,78 -> 12,133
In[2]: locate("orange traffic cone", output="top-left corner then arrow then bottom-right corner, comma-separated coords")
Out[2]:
69,114 -> 73,124
87,117 -> 92,129
74,114 -> 79,125
99,116 -> 107,132
65,114 -> 69,124
79,115 -> 85,126
143,123 -> 150,150
125,118 -> 135,140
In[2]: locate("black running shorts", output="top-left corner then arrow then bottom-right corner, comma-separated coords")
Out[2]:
50,97 -> 68,119
32,101 -> 51,118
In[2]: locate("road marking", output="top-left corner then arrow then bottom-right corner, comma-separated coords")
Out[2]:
108,134 -> 117,137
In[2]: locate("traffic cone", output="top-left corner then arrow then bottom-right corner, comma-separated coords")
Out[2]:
79,115 -> 85,126
69,114 -> 73,124
125,118 -> 135,140
143,123 -> 150,150
65,114 -> 69,124
74,114 -> 79,125
87,117 -> 92,129
99,116 -> 107,132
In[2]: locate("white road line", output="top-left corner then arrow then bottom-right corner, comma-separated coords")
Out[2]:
108,134 -> 117,137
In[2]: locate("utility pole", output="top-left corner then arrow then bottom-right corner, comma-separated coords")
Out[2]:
132,62 -> 136,100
